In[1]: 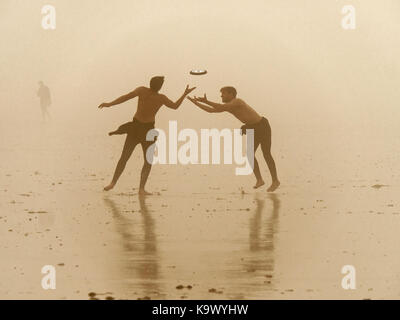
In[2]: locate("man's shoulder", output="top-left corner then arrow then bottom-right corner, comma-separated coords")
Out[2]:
136,86 -> 147,92
135,86 -> 151,97
157,93 -> 168,100
229,98 -> 245,106
137,86 -> 162,95
138,87 -> 166,102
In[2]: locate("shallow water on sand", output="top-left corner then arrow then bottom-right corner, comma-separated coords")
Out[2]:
1,119 -> 400,299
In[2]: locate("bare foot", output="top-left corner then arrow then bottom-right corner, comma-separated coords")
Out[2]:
108,131 -> 117,136
139,189 -> 152,196
253,180 -> 265,189
267,180 -> 280,193
104,183 -> 115,191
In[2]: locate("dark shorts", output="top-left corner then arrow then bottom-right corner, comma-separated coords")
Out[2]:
112,118 -> 157,143
241,117 -> 272,147
113,119 -> 158,164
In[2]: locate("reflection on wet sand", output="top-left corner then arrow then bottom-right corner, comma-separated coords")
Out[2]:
103,195 -> 162,299
103,193 -> 281,299
249,194 -> 280,252
229,193 -> 281,298
249,193 -> 280,256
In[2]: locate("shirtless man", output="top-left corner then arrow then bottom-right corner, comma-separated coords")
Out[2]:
98,76 -> 196,195
187,86 -> 280,192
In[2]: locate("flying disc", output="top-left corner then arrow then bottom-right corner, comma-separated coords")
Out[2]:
190,69 -> 207,75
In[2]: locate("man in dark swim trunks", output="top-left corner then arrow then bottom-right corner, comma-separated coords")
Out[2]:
187,86 -> 280,192
98,76 -> 196,195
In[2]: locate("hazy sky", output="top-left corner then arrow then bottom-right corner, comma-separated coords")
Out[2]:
1,0 -> 399,134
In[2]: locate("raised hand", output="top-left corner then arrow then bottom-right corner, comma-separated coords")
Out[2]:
194,93 -> 207,103
98,102 -> 110,109
184,85 -> 196,96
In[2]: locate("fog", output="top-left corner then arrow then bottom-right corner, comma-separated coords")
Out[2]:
1,0 -> 400,300
1,0 -> 399,131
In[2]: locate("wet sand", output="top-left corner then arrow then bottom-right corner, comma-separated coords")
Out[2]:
1,120 -> 400,300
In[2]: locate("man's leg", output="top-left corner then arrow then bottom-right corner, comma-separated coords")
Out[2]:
41,106 -> 45,121
104,134 -> 138,191
138,141 -> 156,195
247,132 -> 264,189
45,107 -> 51,120
253,155 -> 266,189
253,154 -> 265,189
260,122 -> 280,192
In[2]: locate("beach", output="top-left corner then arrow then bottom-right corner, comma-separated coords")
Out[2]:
1,117 -> 399,300
1,0 -> 399,300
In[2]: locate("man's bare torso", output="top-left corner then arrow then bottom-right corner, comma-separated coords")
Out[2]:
229,98 -> 262,125
133,87 -> 165,123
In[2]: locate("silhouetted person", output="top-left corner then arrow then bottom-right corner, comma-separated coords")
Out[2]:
98,76 -> 196,195
37,81 -> 51,121
188,87 -> 280,192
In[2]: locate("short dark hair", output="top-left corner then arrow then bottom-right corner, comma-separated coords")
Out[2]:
150,76 -> 164,92
220,86 -> 237,98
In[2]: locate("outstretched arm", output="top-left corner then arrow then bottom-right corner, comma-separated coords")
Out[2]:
194,94 -> 238,112
162,85 -> 196,110
187,96 -> 223,113
98,86 -> 144,109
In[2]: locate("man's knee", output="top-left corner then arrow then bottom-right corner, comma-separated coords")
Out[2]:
142,144 -> 155,161
261,148 -> 272,159
142,159 -> 152,169
141,163 -> 152,176
261,141 -> 271,152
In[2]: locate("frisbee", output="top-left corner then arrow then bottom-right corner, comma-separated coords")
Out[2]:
190,69 -> 207,76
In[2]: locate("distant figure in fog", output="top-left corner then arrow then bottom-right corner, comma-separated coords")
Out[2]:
98,76 -> 196,195
37,81 -> 51,121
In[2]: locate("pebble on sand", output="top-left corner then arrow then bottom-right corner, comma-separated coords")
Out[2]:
177,285 -> 193,290
371,184 -> 388,189
208,288 -> 223,294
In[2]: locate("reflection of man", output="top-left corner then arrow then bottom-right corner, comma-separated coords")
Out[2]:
188,87 -> 280,192
103,195 -> 160,294
37,81 -> 51,120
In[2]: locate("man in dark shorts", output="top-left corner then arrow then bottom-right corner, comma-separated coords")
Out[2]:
98,76 -> 196,195
187,87 -> 280,192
